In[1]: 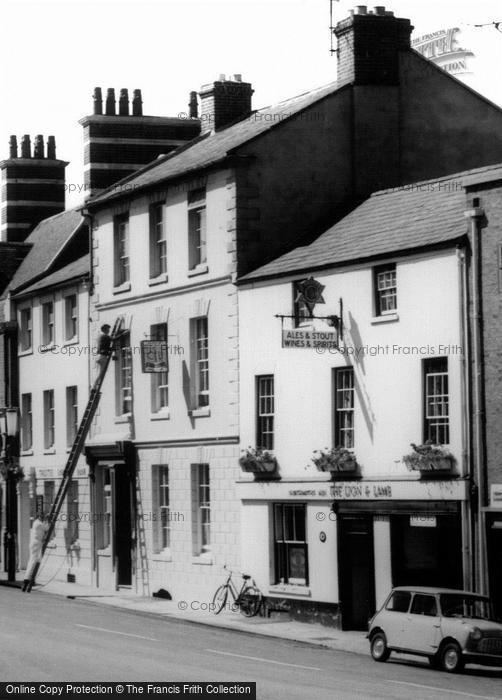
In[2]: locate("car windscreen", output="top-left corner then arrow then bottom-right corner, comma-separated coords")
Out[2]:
439,594 -> 493,620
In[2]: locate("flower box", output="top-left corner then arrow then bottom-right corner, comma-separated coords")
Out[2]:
239,448 -> 279,478
312,447 -> 358,474
403,444 -> 455,473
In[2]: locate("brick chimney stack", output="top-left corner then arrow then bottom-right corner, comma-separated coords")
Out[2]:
334,6 -> 413,87
199,74 -> 253,134
80,87 -> 200,197
0,135 -> 68,242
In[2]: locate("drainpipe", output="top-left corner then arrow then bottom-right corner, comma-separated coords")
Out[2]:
457,246 -> 472,589
464,203 -> 487,594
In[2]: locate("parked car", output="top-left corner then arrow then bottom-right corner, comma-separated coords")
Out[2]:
367,586 -> 502,673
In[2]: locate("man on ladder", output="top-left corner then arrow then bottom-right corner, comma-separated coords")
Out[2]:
24,318 -> 124,592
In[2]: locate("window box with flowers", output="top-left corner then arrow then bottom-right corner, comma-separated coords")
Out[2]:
312,447 -> 358,476
402,443 -> 455,474
239,447 -> 279,479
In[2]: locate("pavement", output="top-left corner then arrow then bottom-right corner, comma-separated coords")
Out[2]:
0,572 -> 368,655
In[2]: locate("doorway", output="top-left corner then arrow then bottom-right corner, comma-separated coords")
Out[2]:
114,466 -> 133,586
338,515 -> 376,630
94,463 -> 134,589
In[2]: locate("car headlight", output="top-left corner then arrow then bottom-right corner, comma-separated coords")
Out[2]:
469,627 -> 482,641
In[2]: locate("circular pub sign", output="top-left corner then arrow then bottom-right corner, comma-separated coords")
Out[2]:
319,531 -> 327,543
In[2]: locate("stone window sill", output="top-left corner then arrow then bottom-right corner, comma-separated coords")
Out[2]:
268,583 -> 311,597
19,348 -> 33,357
39,344 -> 56,353
21,449 -> 34,456
63,337 -> 79,347
192,554 -> 213,566
187,264 -> 208,278
113,282 -> 131,295
151,410 -> 171,421
43,448 -> 56,455
115,414 -> 131,424
148,274 -> 169,287
371,313 -> 399,325
152,550 -> 173,563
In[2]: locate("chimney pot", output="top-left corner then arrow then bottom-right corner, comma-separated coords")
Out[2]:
385,10 -> 394,16
105,88 -> 116,116
233,74 -> 242,82
355,5 -> 367,14
119,88 -> 129,116
47,136 -> 56,160
219,73 -> 226,81
189,91 -> 199,119
93,87 -> 103,115
34,135 -> 45,159
21,135 -> 31,158
374,6 -> 386,15
9,135 -> 18,159
132,89 -> 143,116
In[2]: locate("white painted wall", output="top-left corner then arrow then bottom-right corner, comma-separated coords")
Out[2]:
238,249 -> 464,604
17,283 -> 91,583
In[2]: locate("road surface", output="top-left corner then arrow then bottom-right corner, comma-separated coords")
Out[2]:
0,587 -> 501,699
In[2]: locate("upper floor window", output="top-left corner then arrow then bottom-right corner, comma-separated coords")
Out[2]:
43,389 -> 55,450
257,375 -> 274,450
334,367 -> 354,448
21,393 -> 32,451
293,280 -> 311,327
151,323 -> 169,412
149,203 -> 167,279
423,358 -> 449,444
188,189 -> 207,270
41,300 -> 55,346
19,306 -> 32,352
64,294 -> 78,341
374,264 -> 397,316
114,214 -> 130,287
66,480 -> 79,545
115,332 -> 132,416
191,317 -> 209,408
66,385 -> 78,447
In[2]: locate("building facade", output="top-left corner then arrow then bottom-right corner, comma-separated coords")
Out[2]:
237,176 -> 475,630
5,210 -> 91,583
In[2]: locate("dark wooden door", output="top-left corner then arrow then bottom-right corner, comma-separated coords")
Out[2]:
338,515 -> 375,630
114,467 -> 133,586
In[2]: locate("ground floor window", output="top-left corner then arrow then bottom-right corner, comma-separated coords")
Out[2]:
391,512 -> 462,589
192,464 -> 210,556
153,465 -> 170,552
273,503 -> 308,585
95,468 -> 112,550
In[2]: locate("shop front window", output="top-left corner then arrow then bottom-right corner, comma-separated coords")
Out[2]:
274,503 -> 308,586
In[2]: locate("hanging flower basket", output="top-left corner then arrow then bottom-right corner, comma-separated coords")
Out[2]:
403,443 -> 455,473
0,461 -> 24,481
312,447 -> 358,474
239,447 -> 278,476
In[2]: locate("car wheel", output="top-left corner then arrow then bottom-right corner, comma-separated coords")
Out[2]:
439,642 -> 464,673
370,632 -> 391,662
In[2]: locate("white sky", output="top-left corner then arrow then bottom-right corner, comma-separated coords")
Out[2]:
2,0 -> 502,208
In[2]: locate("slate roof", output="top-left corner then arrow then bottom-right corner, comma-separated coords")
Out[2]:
86,82 -> 339,207
13,254 -> 89,298
9,209 -> 84,293
239,163 -> 502,283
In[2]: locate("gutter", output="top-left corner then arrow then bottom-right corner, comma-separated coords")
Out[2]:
464,203 -> 487,594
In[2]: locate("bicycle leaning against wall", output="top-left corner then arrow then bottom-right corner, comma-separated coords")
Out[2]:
212,564 -> 263,617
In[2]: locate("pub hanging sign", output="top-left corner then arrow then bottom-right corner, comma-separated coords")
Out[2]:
140,340 -> 169,373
